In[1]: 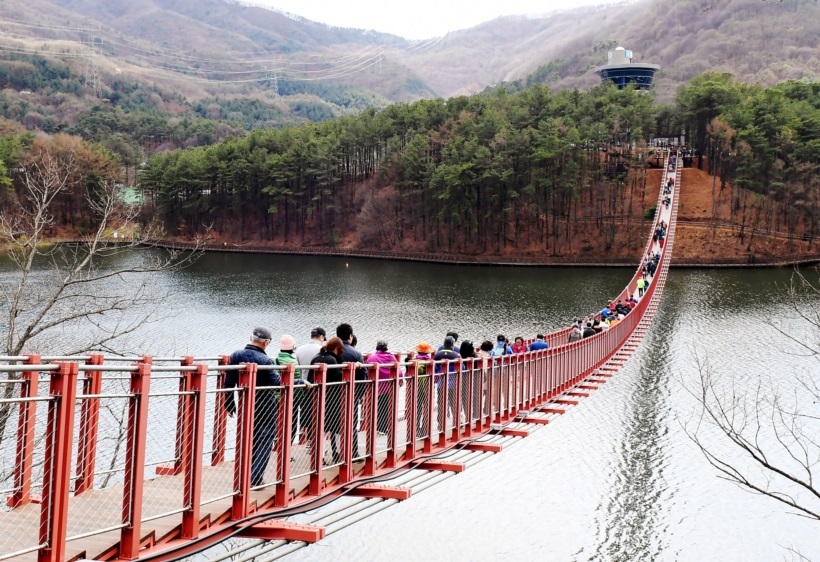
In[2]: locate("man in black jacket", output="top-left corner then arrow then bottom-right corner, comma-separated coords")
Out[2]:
225,326 -> 280,487
336,323 -> 367,457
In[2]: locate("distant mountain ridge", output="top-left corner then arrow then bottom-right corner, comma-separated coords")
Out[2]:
0,0 -> 816,131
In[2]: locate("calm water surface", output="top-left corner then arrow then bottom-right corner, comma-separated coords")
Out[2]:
3,252 -> 818,561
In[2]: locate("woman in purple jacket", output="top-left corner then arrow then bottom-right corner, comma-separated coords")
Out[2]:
366,341 -> 404,434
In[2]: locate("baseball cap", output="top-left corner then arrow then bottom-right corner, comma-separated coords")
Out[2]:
252,326 -> 272,341
311,326 -> 326,339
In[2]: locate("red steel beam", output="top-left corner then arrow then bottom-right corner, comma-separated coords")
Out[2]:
463,443 -> 503,453
119,358 -> 152,561
417,461 -> 464,473
211,355 -> 230,466
348,484 -> 412,501
236,520 -> 325,543
182,363 -> 208,540
499,428 -> 529,438
275,364 -> 295,508
232,363 -> 256,520
37,361 -> 78,562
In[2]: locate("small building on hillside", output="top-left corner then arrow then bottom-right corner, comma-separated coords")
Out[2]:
595,47 -> 660,90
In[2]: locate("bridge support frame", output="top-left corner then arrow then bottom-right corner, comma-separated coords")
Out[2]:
37,361 -> 78,562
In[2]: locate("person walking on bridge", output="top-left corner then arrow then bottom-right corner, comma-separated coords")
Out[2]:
367,341 -> 404,435
224,326 -> 280,488
310,337 -> 346,464
337,323 -> 367,457
434,336 -> 462,427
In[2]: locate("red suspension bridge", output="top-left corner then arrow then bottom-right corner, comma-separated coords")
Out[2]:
0,153 -> 682,562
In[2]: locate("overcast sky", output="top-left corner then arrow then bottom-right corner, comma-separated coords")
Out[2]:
256,0 -> 609,40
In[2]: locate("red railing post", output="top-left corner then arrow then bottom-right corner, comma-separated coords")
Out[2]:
211,355 -> 230,466
275,364 -> 295,507
9,354 -> 40,509
437,360 -> 449,448
424,359 -> 435,453
37,361 -> 78,562
510,355 -> 519,417
452,358 -> 463,443
480,358 -> 491,430
463,358 -> 473,438
384,361 -> 400,469
339,363 -> 356,484
157,356 -> 193,476
364,364 -> 378,477
309,365 -> 327,496
119,357 -> 152,560
232,363 -> 256,520
181,363 -> 208,539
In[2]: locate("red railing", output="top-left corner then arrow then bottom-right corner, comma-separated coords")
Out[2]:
0,154 -> 681,561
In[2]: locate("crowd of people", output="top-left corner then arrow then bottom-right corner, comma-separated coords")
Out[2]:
224,298 -> 650,483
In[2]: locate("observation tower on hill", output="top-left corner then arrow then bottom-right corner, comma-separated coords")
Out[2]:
595,47 -> 660,90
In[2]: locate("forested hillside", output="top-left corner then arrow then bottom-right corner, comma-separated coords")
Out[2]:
129,76 -> 817,260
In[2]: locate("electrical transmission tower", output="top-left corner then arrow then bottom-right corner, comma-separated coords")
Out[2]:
82,23 -> 102,98
266,70 -> 279,97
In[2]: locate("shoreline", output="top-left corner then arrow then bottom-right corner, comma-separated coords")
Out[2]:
146,240 -> 820,269
5,238 -> 817,269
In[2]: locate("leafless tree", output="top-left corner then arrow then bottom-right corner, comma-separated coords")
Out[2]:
684,270 -> 820,523
0,141 -> 202,440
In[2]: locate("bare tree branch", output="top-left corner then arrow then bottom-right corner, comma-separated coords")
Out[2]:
681,270 -> 820,525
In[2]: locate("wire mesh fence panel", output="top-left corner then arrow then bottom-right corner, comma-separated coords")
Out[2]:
254,385 -> 282,489
0,376 -> 51,557
374,381 -> 394,456
431,372 -> 446,441
396,374 -> 411,450
491,360 -> 502,419
199,387 -> 236,506
350,380 -> 367,462
321,380 -> 346,471
289,384 -> 317,481
66,387 -> 131,541
469,367 -> 482,424
140,388 -> 188,522
513,362 -> 523,409
480,366 -> 490,422
460,370 -> 472,432
358,380 -> 375,462
415,373 -> 432,442
500,363 -> 511,413
90,379 -> 132,491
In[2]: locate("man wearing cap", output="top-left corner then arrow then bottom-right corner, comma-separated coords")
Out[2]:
434,336 -> 462,424
336,323 -> 367,456
296,327 -> 326,369
225,326 -> 280,487
437,331 -> 461,354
